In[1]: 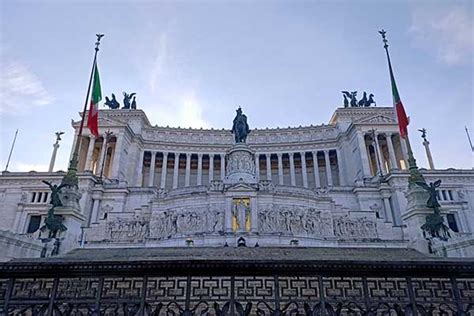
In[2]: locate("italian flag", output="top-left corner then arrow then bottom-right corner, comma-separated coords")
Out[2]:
388,57 -> 409,139
86,62 -> 102,137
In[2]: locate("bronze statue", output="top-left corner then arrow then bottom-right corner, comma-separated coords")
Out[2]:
41,181 -> 68,238
358,92 -> 368,107
122,92 -> 136,109
366,93 -> 376,107
342,91 -> 358,107
416,180 -> 450,240
419,128 -> 427,140
104,93 -> 120,109
42,180 -> 67,207
131,96 -> 137,109
231,107 -> 250,143
342,91 -> 376,108
343,94 -> 349,108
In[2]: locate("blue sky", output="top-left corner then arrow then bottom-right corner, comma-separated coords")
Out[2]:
0,0 -> 472,172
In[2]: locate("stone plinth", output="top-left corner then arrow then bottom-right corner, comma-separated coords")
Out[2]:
223,144 -> 257,185
402,186 -> 431,254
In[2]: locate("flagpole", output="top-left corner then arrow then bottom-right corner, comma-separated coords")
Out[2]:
4,129 -> 18,172
62,34 -> 104,187
379,29 -> 424,186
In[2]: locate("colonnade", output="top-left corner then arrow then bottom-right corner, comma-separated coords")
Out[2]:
358,131 -> 407,177
78,136 -> 116,178
138,149 -> 344,189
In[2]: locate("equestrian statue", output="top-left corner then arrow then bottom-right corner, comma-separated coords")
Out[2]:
231,107 -> 250,143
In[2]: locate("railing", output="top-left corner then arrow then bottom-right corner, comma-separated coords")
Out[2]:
1,259 -> 473,315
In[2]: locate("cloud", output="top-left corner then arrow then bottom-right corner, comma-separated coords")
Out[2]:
410,5 -> 473,65
0,61 -> 54,114
148,90 -> 210,128
8,162 -> 49,172
149,33 -> 169,92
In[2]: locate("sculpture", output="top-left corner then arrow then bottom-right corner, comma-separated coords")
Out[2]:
42,180 -> 66,208
416,180 -> 450,240
41,181 -> 68,238
122,92 -> 136,109
342,91 -> 358,107
131,96 -> 137,109
358,92 -> 368,107
231,107 -> 250,143
366,93 -> 376,107
343,94 -> 349,108
104,94 -> 120,109
341,91 -> 376,107
418,128 -> 427,140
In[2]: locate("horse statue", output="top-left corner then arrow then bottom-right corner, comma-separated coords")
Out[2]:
122,92 -> 136,109
366,93 -> 376,107
358,92 -> 368,107
231,107 -> 250,143
342,91 -> 358,107
104,94 -> 120,109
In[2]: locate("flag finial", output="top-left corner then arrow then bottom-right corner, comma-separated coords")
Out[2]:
95,34 -> 104,51
378,29 -> 388,49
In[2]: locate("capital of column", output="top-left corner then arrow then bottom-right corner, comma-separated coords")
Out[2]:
288,152 -> 294,157
277,153 -> 282,158
197,153 -> 203,158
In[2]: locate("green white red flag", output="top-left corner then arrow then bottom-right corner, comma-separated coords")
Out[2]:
387,53 -> 409,138
86,62 -> 102,137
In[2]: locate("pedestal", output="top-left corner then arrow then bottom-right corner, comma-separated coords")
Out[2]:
401,186 -> 431,254
223,144 -> 257,185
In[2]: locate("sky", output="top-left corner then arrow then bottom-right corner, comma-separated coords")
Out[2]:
0,0 -> 473,172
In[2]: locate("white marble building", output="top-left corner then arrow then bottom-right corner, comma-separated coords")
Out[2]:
1,106 -> 473,261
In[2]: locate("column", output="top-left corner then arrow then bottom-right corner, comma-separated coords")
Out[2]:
400,137 -> 409,167
185,153 -> 191,187
324,150 -> 333,186
254,154 -> 260,181
148,151 -> 157,187
173,153 -> 180,189
357,132 -> 371,177
374,133 -> 384,174
289,153 -> 296,186
265,154 -> 272,181
423,139 -> 435,169
385,133 -> 398,170
277,153 -> 284,185
160,152 -> 168,189
197,154 -> 203,185
97,138 -> 108,176
135,149 -> 145,186
382,196 -> 393,223
90,198 -> 101,224
84,137 -> 96,171
209,154 -> 214,183
335,148 -> 346,186
48,143 -> 60,172
300,152 -> 308,188
220,154 -> 225,180
312,151 -> 321,188
111,133 -> 125,179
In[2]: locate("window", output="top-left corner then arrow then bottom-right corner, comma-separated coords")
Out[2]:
26,215 -> 42,233
441,190 -> 447,201
446,214 -> 459,233
448,190 -> 454,201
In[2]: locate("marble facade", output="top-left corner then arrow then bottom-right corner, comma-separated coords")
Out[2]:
1,107 -> 473,260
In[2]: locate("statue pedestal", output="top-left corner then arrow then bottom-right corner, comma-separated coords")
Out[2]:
223,144 -> 257,185
401,185 -> 431,254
